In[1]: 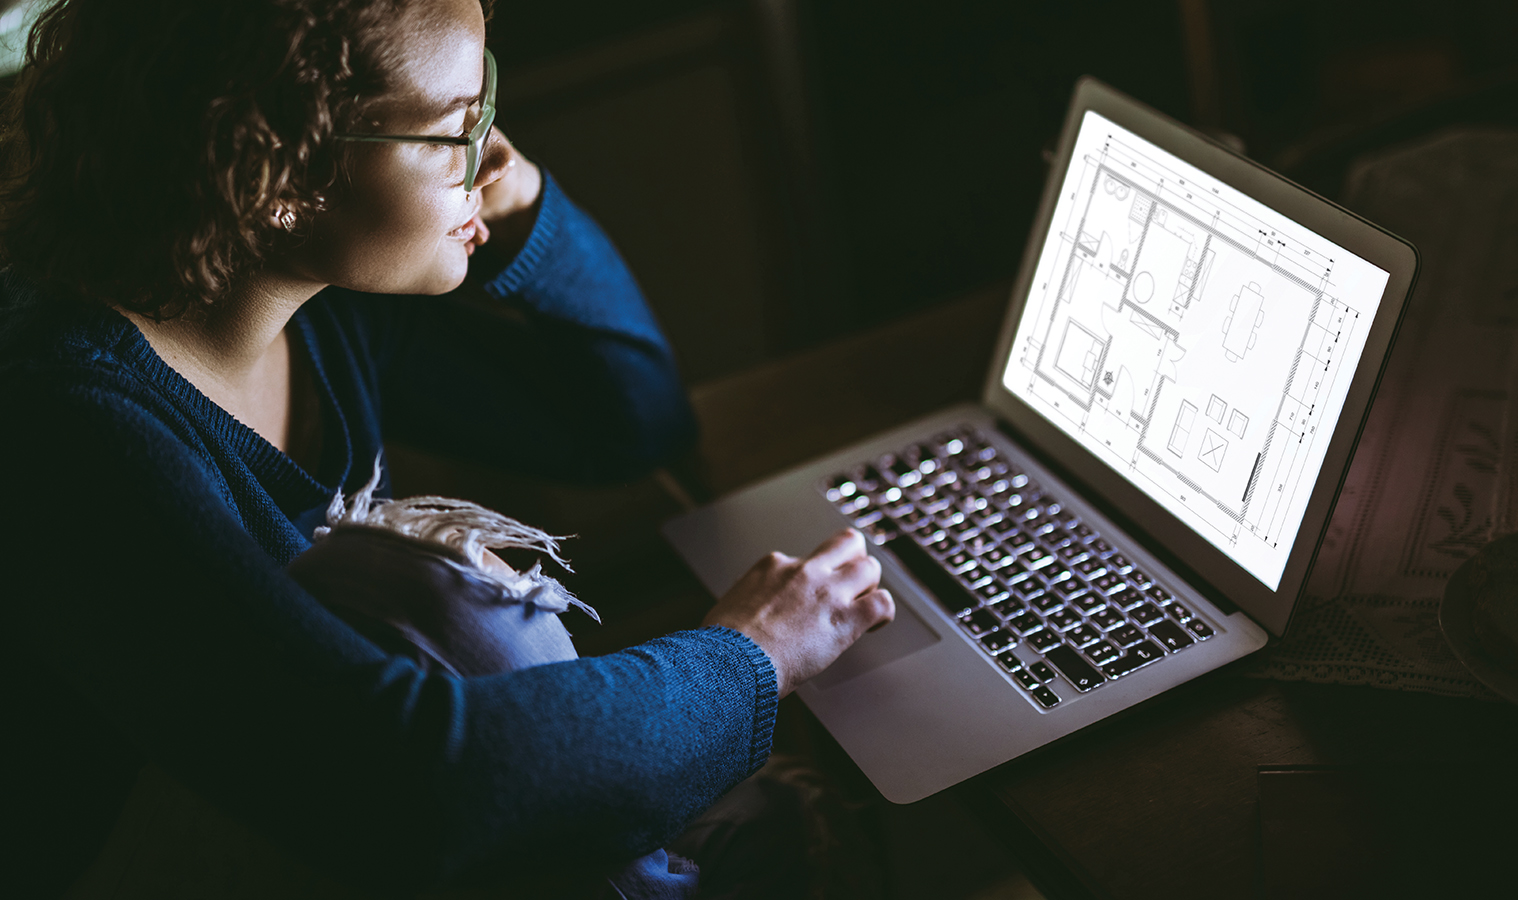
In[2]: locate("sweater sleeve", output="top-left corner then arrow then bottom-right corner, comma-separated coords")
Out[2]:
370,172 -> 698,482
3,385 -> 775,892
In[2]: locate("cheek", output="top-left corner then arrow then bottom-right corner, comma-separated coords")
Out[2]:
299,151 -> 470,293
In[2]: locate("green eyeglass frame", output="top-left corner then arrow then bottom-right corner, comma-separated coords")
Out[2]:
334,48 -> 498,192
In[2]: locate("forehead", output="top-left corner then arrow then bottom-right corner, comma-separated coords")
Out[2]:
365,0 -> 486,125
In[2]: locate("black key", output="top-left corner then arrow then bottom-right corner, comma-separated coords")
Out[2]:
927,537 -> 955,554
1115,588 -> 1147,611
888,457 -> 923,486
1071,593 -> 1107,616
973,509 -> 1004,529
1091,609 -> 1125,631
979,630 -> 1017,654
1004,609 -> 1042,635
959,564 -> 992,588
997,654 -> 1023,673
919,497 -> 952,516
1013,667 -> 1041,689
981,546 -> 1013,568
1102,643 -> 1163,678
1166,602 -> 1194,622
1000,559 -> 1032,583
990,597 -> 1025,618
1031,686 -> 1060,708
1005,530 -> 1037,551
1073,523 -> 1095,539
1029,592 -> 1063,614
1090,538 -> 1115,556
1042,564 -> 1072,583
1131,570 -> 1156,590
1029,661 -> 1056,683
945,549 -> 973,569
1145,585 -> 1172,604
1109,624 -> 1145,647
1128,640 -> 1165,664
1105,553 -> 1132,573
1022,546 -> 1054,568
1056,543 -> 1089,561
958,494 -> 990,515
1054,577 -> 1087,597
1029,629 -> 1062,652
937,433 -> 967,456
1044,645 -> 1104,692
965,533 -> 997,555
989,518 -> 1019,536
1147,619 -> 1195,652
976,581 -> 1010,604
1011,573 -> 1046,596
1074,558 -> 1107,577
894,508 -> 926,528
962,608 -> 999,636
1186,619 -> 1216,640
1132,602 -> 1166,627
1047,609 -> 1082,632
1043,528 -> 1073,548
886,535 -> 983,618
1084,640 -> 1120,665
935,511 -> 965,529
1092,573 -> 1127,595
1067,624 -> 1101,647
949,519 -> 979,538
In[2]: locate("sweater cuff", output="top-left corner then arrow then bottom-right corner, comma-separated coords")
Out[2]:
477,172 -> 566,301
702,626 -> 778,775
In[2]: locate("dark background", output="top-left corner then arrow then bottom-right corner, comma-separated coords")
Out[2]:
487,0 -> 1518,384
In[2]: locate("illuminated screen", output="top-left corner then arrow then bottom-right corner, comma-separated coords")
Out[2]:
1004,111 -> 1389,591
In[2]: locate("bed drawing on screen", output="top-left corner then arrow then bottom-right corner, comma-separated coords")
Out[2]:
1010,127 -> 1365,558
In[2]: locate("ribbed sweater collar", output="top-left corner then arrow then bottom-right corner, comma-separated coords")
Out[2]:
95,306 -> 352,513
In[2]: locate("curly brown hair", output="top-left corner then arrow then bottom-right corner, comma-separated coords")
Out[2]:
0,0 -> 491,320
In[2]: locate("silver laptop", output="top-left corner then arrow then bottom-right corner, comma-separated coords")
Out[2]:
662,78 -> 1418,803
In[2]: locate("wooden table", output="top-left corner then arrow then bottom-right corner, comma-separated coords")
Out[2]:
673,281 -> 1518,900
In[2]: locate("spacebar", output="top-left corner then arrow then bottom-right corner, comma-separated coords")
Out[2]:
1043,645 -> 1105,692
885,535 -> 979,616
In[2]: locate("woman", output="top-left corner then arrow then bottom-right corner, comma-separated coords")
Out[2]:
0,0 -> 894,896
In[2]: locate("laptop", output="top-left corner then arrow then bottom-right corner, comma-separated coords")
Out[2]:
662,77 -> 1419,803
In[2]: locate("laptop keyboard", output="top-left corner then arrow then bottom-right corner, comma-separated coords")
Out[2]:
820,427 -> 1216,711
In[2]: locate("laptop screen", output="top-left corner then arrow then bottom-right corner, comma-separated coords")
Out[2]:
1002,110 -> 1390,591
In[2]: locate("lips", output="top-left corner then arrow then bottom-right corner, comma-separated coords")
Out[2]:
447,200 -> 484,240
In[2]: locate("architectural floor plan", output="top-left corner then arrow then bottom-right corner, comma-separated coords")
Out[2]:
1005,112 -> 1388,588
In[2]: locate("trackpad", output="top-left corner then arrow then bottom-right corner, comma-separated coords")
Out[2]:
809,600 -> 940,690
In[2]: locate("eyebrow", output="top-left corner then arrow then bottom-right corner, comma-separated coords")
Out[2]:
431,91 -> 481,118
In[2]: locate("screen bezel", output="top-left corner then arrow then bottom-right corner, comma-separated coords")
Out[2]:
982,77 -> 1418,637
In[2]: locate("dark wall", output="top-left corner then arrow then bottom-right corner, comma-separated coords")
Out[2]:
488,0 -> 1518,381
804,0 -> 1192,325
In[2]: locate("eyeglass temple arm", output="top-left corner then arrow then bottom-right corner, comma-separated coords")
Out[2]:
332,133 -> 471,145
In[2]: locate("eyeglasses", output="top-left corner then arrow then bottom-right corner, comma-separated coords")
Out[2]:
334,48 -> 498,192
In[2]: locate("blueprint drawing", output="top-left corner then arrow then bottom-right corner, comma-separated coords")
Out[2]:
1005,112 -> 1387,587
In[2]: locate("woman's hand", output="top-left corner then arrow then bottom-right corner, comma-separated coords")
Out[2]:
701,528 -> 895,698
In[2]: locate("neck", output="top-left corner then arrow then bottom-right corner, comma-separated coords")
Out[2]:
121,271 -> 325,455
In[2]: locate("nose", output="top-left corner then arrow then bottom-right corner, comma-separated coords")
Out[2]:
471,126 -> 515,192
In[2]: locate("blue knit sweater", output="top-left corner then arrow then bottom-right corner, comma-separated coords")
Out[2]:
0,174 -> 778,897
